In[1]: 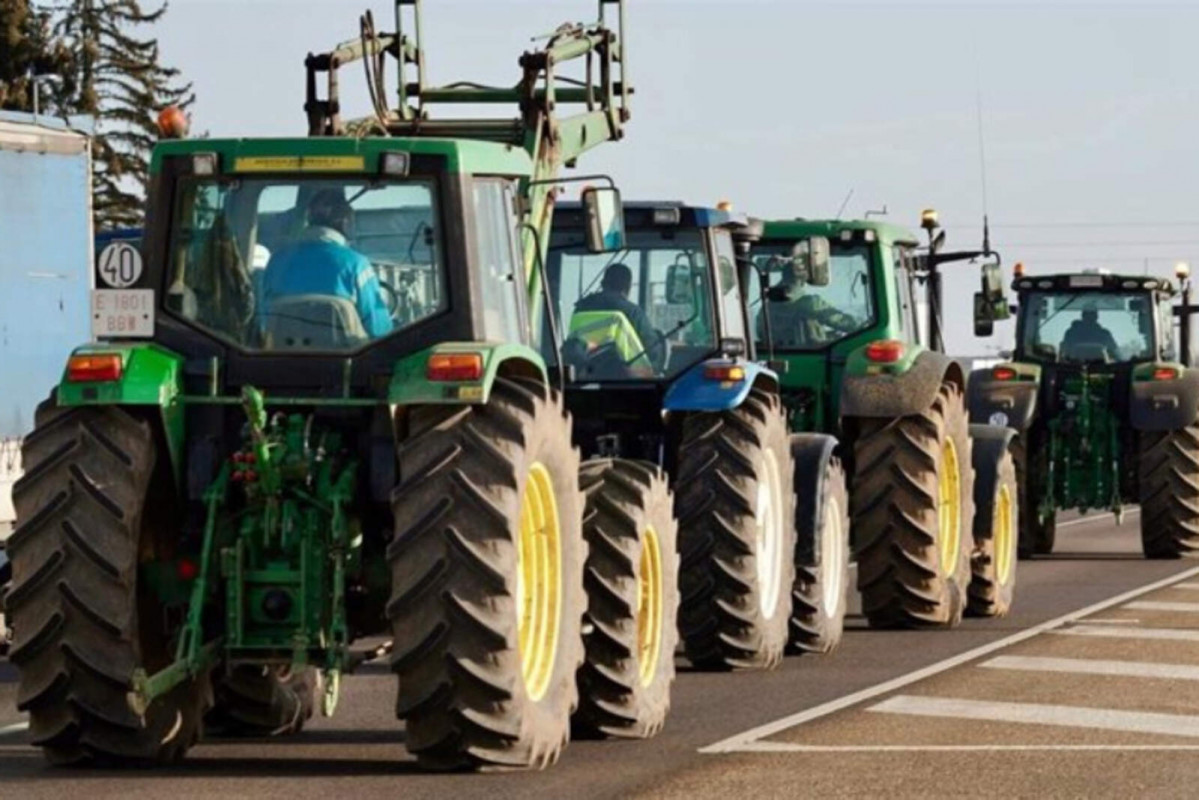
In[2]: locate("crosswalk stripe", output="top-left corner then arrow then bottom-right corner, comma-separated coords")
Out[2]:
870,695 -> 1199,737
1125,601 -> 1199,613
1053,625 -> 1199,642
982,655 -> 1199,681
1172,583 -> 1199,590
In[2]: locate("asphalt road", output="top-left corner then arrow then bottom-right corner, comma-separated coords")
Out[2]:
3,510 -> 1199,799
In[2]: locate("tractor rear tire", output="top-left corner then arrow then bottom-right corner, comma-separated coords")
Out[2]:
675,388 -> 796,670
1013,435 -> 1055,558
788,456 -> 850,655
206,665 -> 318,737
574,459 -> 678,740
852,381 -> 974,628
1138,424 -> 1199,559
389,378 -> 586,770
967,445 -> 1018,617
8,403 -> 209,765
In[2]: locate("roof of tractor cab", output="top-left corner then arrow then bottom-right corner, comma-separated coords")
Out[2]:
1013,272 -> 1176,295
761,218 -> 919,247
150,136 -> 534,176
554,200 -> 748,231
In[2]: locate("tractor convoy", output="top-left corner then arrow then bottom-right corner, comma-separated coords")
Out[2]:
4,0 -> 1199,775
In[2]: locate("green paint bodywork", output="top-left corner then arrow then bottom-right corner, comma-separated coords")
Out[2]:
57,343 -> 186,483
1044,368 -> 1122,515
756,218 -> 921,434
388,342 -> 548,406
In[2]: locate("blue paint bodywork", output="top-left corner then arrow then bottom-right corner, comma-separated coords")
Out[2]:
663,359 -> 776,411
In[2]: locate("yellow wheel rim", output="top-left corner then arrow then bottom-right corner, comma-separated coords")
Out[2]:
938,438 -> 962,578
994,483 -> 1015,586
636,525 -> 664,688
516,462 -> 562,702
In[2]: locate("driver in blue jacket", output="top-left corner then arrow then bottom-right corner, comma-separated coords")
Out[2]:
260,188 -> 392,338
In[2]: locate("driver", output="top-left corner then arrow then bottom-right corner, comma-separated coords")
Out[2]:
1062,308 -> 1118,359
574,263 -> 663,364
761,257 -> 858,347
260,188 -> 392,338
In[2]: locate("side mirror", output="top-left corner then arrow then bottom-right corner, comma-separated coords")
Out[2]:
789,237 -> 831,287
582,186 -> 625,253
666,263 -> 693,304
973,292 -> 994,337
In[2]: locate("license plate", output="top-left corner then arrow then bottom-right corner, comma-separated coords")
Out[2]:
92,289 -> 155,338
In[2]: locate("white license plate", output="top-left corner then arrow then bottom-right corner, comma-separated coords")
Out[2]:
92,289 -> 155,338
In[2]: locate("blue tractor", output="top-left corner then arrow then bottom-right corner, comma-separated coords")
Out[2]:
546,202 -> 850,677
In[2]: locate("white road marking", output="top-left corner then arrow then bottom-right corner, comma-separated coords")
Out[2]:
982,655 -> 1199,681
737,742 -> 1199,753
1079,618 -> 1140,625
0,721 -> 29,736
870,695 -> 1199,738
1054,625 -> 1199,643
700,565 -> 1199,754
1171,582 -> 1199,590
1057,508 -> 1139,529
1125,600 -> 1199,613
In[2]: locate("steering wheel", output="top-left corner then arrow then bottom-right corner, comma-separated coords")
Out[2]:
377,280 -> 400,318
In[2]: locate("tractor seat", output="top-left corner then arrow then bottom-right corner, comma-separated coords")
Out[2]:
264,294 -> 369,350
1062,342 -> 1112,363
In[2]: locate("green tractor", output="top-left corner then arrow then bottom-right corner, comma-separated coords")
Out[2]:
545,201 -> 847,668
742,211 -> 1020,629
6,0 -> 645,770
968,266 -> 1199,560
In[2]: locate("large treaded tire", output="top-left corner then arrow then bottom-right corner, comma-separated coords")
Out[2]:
852,381 -> 974,628
1138,424 -> 1199,559
388,378 -> 586,770
8,403 -> 209,765
967,445 -> 1018,617
675,388 -> 796,671
1012,435 -> 1055,559
205,665 -> 318,737
788,456 -> 850,655
574,459 -> 678,739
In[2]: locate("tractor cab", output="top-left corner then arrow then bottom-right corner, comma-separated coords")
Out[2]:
547,202 -> 769,460
1011,271 -> 1177,367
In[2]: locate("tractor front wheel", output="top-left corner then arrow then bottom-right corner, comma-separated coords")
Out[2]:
967,445 -> 1019,617
389,378 -> 586,770
206,665 -> 318,737
788,455 -> 850,655
574,459 -> 678,739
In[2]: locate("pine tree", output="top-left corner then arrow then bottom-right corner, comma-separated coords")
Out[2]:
54,0 -> 194,228
0,0 -> 71,112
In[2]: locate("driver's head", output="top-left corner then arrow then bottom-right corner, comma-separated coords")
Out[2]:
308,189 -> 353,236
783,258 -> 808,287
1082,308 -> 1099,324
601,263 -> 633,297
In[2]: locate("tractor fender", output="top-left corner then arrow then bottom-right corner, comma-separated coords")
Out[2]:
388,342 -> 548,407
790,432 -> 840,566
56,343 -> 186,483
839,349 -> 962,419
1129,364 -> 1199,431
966,364 -> 1040,432
969,423 -> 1016,530
662,359 -> 777,412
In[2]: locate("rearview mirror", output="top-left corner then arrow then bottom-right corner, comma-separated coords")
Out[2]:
666,263 -> 693,304
973,292 -> 994,337
980,261 -> 1010,321
582,186 -> 625,253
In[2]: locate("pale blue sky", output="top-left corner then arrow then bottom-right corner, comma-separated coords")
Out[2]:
157,1 -> 1199,351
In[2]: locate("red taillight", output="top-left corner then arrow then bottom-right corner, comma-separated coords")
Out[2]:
704,364 -> 746,382
992,366 -> 1017,381
865,340 -> 905,364
427,353 -> 484,382
1153,367 -> 1180,381
67,354 -> 123,383
177,558 -> 198,581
